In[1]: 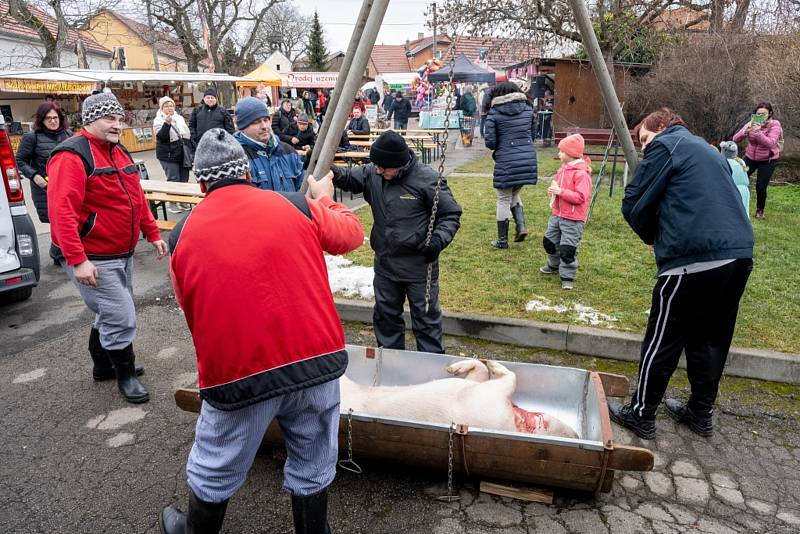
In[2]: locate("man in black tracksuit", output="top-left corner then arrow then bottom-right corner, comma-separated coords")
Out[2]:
609,112 -> 754,440
189,87 -> 234,147
332,131 -> 462,353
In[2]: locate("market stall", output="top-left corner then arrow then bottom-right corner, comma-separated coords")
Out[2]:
0,68 -> 246,152
236,64 -> 283,110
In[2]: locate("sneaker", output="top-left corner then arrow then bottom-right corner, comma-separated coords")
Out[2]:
608,401 -> 656,440
664,399 -> 713,437
167,203 -> 183,214
539,265 -> 557,274
562,280 -> 574,290
180,203 -> 193,211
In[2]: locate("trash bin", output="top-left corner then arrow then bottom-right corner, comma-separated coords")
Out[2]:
459,115 -> 477,147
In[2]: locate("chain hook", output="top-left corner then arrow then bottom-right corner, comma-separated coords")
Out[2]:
338,408 -> 362,474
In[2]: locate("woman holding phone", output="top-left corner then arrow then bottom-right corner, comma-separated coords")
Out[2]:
732,102 -> 782,219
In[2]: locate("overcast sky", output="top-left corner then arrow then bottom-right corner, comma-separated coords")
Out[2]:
296,0 -> 433,52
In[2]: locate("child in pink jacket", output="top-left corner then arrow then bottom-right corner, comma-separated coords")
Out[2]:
540,134 -> 593,289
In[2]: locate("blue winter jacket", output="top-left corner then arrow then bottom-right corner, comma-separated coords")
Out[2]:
484,92 -> 538,189
622,125 -> 753,275
234,131 -> 304,192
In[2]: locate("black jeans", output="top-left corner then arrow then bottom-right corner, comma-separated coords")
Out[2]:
743,157 -> 777,211
373,273 -> 444,354
628,259 -> 753,418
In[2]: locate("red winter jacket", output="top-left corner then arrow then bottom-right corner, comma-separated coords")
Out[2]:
551,159 -> 592,222
169,181 -> 364,410
732,119 -> 782,162
47,130 -> 161,266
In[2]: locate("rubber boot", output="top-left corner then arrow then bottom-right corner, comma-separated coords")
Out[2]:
292,487 -> 332,534
90,328 -> 144,381
107,344 -> 149,403
160,491 -> 229,534
490,220 -> 509,249
510,204 -> 529,242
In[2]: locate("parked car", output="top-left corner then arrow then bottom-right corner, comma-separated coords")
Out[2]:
0,114 -> 40,303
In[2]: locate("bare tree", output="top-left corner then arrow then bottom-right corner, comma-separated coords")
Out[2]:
146,0 -> 284,74
253,3 -> 311,65
7,0 -> 70,67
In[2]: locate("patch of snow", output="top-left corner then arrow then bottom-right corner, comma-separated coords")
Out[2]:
525,296 -> 618,326
326,254 -> 374,300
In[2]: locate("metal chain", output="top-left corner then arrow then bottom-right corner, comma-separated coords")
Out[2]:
424,35 -> 458,314
437,422 -> 460,502
338,409 -> 362,474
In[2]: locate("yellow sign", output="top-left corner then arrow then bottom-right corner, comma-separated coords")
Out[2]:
0,79 -> 95,94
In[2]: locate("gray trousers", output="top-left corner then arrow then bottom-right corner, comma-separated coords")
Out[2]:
542,216 -> 585,282
64,257 -> 136,350
187,380 -> 340,502
373,273 -> 444,353
495,186 -> 523,221
159,160 -> 190,183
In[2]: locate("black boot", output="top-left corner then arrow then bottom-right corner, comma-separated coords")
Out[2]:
292,487 -> 332,534
160,491 -> 229,534
490,220 -> 509,249
510,204 -> 529,242
90,328 -> 144,381
107,344 -> 149,403
664,398 -> 713,437
608,401 -> 656,440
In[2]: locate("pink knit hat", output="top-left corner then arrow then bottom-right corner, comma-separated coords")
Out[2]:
558,134 -> 585,159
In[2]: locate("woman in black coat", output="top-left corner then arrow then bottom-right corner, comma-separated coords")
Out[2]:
483,82 -> 538,249
15,102 -> 72,224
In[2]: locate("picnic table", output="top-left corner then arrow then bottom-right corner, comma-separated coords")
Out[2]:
140,181 -> 203,231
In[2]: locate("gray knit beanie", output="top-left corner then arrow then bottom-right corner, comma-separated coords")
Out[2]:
719,140 -> 739,159
82,92 -> 125,125
193,128 -> 250,182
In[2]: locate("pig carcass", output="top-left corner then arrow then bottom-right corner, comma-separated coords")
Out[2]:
340,359 -> 578,438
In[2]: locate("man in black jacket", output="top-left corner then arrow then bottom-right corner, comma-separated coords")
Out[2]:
274,113 -> 315,150
332,131 -> 462,353
346,107 -> 370,136
609,109 -> 754,440
387,91 -> 412,132
189,87 -> 234,147
272,99 -> 299,145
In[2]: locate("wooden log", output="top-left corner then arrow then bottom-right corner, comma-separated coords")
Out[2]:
607,445 -> 654,471
596,372 -> 630,397
479,481 -> 554,504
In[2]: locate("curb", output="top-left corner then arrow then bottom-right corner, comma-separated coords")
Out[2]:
335,299 -> 800,385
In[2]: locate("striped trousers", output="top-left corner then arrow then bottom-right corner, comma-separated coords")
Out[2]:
629,259 -> 752,419
187,380 -> 340,503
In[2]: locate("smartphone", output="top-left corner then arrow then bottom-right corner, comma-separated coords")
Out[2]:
751,114 -> 767,125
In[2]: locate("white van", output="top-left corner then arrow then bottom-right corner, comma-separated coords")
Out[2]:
0,114 -> 40,303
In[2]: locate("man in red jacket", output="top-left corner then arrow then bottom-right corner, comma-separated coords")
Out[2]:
161,129 -> 364,534
47,92 -> 168,404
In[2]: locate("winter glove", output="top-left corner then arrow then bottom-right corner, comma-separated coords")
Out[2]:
421,235 -> 443,263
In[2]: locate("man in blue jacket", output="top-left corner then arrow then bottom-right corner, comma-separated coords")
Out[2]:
233,97 -> 304,192
609,109 -> 753,440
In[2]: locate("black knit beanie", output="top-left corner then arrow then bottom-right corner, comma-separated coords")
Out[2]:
370,131 -> 411,168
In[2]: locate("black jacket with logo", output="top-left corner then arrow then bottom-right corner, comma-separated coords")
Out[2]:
332,151 -> 462,281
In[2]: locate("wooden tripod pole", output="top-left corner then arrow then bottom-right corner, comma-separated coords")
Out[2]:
302,0 -> 389,192
565,0 -> 638,174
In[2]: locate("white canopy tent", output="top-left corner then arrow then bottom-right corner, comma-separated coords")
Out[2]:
0,68 -> 246,84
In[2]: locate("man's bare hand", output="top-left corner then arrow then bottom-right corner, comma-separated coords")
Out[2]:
307,171 -> 334,200
151,240 -> 168,259
74,260 -> 98,287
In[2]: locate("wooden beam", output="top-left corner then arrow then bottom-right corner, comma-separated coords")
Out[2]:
479,481 -> 554,504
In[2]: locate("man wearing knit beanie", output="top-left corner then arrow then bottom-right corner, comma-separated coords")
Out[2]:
161,127 -> 364,534
189,85 -> 234,147
46,91 -> 167,404
331,130 -> 462,353
233,96 -> 305,192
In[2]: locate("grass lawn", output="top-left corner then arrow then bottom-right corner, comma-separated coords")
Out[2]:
342,149 -> 800,354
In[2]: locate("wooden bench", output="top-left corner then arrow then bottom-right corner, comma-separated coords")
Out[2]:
156,220 -> 178,231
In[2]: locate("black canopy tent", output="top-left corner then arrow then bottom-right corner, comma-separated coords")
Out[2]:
427,54 -> 496,83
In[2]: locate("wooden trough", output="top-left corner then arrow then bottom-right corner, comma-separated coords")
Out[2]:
174,345 -> 653,494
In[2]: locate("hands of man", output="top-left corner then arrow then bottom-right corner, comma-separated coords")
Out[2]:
291,137 -> 300,145
33,175 -> 47,189
151,240 -> 168,259
308,170 -> 334,200
421,235 -> 443,263
74,260 -> 98,287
